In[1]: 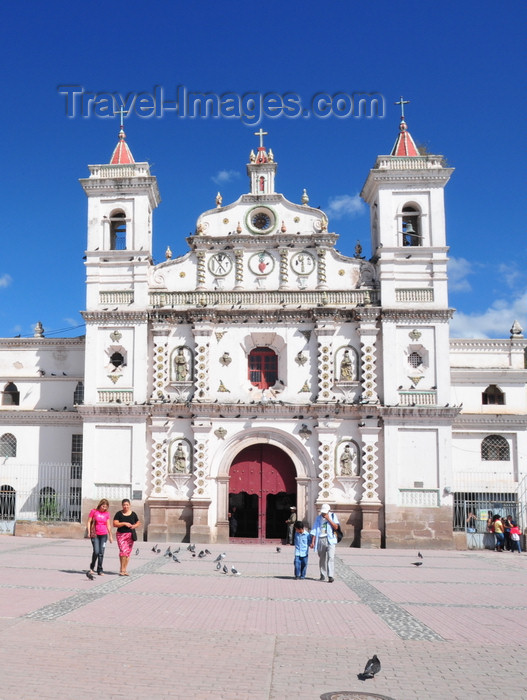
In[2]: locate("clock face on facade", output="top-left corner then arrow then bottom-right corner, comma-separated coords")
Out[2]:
208,252 -> 233,277
246,206 -> 275,234
248,251 -> 274,276
291,251 -> 316,275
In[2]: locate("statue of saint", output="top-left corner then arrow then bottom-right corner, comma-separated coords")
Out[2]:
340,444 -> 354,476
174,348 -> 188,381
171,442 -> 187,474
339,349 -> 354,381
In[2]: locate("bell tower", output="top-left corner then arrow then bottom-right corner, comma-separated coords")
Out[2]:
80,119 -> 161,310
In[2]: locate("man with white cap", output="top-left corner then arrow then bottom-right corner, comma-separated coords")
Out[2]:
310,503 -> 339,582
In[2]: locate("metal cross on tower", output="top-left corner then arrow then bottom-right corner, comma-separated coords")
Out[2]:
395,96 -> 410,119
254,128 -> 268,149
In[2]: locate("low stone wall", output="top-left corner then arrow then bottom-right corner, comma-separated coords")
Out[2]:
15,521 -> 87,539
384,504 -> 454,549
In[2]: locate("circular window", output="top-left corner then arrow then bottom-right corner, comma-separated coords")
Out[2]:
246,207 -> 275,234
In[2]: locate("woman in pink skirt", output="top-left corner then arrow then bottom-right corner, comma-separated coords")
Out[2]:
113,499 -> 140,576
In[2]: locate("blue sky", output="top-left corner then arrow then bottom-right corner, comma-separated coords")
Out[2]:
0,1 -> 525,339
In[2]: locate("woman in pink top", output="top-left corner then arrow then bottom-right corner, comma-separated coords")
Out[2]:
87,499 -> 113,576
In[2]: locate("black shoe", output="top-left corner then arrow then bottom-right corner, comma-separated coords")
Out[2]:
319,575 -> 325,581
328,577 -> 334,583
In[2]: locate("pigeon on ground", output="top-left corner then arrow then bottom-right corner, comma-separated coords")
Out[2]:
198,550 -> 206,558
187,544 -> 196,553
164,547 -> 172,558
214,553 -> 226,562
358,654 -> 381,681
222,565 -> 229,574
173,554 -> 180,563
216,561 -> 222,570
152,544 -> 161,554
205,549 -> 211,555
276,546 -> 281,553
411,562 -> 423,567
231,566 -> 240,576
418,551 -> 423,559
173,547 -> 180,554
135,548 -> 139,556
86,571 -> 94,581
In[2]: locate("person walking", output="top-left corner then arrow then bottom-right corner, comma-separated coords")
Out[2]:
87,499 -> 113,575
285,506 -> 297,545
113,499 -> 140,576
293,520 -> 312,579
310,503 -> 339,582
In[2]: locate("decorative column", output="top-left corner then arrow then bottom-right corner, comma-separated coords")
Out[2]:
216,475 -> 230,542
357,311 -> 380,404
279,248 -> 289,289
359,422 -> 382,548
314,422 -> 338,503
191,326 -> 213,402
314,324 -> 336,402
317,248 -> 327,289
196,250 -> 206,290
190,419 -> 212,542
151,331 -> 170,401
234,248 -> 244,290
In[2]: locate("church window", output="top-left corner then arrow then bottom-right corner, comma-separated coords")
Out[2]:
402,205 -> 421,246
0,433 -> 16,458
482,385 -> 505,405
0,485 -> 15,520
71,434 -> 83,479
110,211 -> 127,250
408,352 -> 423,368
110,352 -> 125,369
2,382 -> 20,406
481,435 -> 509,461
248,347 -> 278,389
73,381 -> 84,405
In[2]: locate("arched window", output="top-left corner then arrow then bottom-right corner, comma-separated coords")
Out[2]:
0,433 -> 16,458
38,487 -> 59,521
481,435 -> 510,461
0,485 -> 15,520
482,385 -> 505,405
110,211 -> 127,250
248,347 -> 278,389
73,381 -> 84,405
2,382 -> 20,406
402,205 -> 421,246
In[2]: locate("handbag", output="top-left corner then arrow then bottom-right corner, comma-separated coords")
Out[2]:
89,519 -> 97,538
131,528 -> 138,541
511,533 -> 520,541
336,525 -> 344,543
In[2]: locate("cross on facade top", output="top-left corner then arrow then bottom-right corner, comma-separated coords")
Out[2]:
395,96 -> 410,119
114,104 -> 129,127
254,128 -> 268,149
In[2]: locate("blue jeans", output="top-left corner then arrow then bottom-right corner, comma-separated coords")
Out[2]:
90,534 -> 108,573
494,533 -> 505,551
294,555 -> 308,579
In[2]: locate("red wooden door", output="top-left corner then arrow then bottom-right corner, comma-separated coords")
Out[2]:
229,445 -> 297,542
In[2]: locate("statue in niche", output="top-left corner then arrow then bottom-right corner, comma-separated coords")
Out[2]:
340,444 -> 355,476
174,348 -> 188,381
171,442 -> 187,474
357,261 -> 375,288
339,349 -> 354,381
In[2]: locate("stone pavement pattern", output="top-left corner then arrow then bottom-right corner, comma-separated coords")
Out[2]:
0,537 -> 526,699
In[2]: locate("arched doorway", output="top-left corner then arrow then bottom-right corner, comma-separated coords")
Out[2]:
229,444 -> 296,542
0,484 -> 16,534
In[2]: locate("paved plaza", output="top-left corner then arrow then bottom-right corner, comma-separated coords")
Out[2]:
0,536 -> 526,699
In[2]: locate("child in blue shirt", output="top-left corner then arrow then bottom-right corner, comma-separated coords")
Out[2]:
294,520 -> 312,579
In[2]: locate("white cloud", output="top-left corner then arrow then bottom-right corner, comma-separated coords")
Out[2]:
326,194 -> 365,219
498,262 -> 523,290
448,257 -> 474,293
211,169 -> 240,185
0,274 -> 12,288
450,290 -> 527,338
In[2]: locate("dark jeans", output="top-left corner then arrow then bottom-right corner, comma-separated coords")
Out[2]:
294,554 -> 308,579
90,534 -> 108,573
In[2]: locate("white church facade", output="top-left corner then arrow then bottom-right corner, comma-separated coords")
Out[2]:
1,116 -> 526,548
